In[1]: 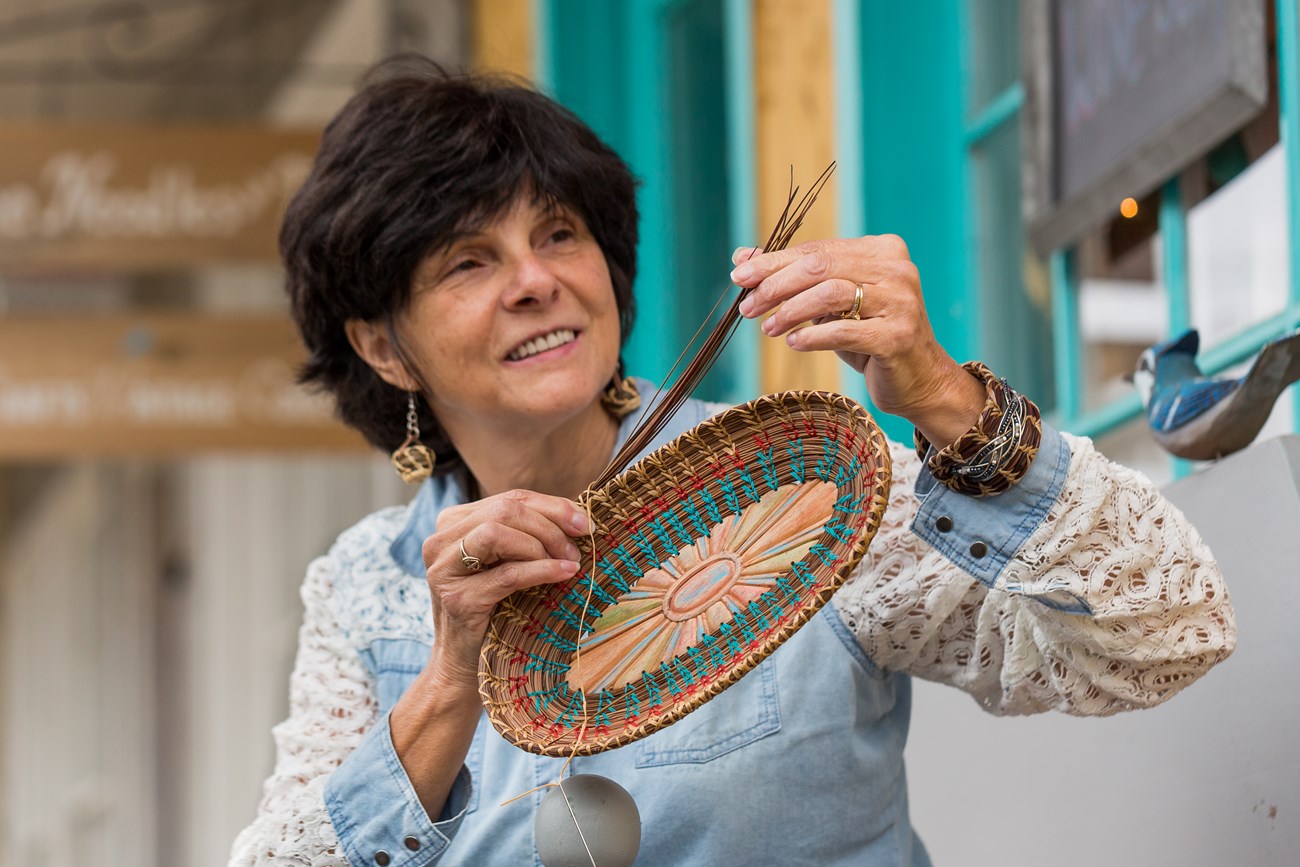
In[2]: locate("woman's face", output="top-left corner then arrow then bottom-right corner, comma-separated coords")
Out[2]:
398,196 -> 622,435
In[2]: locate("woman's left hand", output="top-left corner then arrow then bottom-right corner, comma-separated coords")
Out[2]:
730,234 -> 985,447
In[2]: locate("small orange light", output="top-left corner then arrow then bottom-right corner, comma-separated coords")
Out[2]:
1120,197 -> 1139,219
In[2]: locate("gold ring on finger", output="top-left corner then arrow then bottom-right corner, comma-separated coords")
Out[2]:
458,538 -> 484,573
840,282 -> 864,320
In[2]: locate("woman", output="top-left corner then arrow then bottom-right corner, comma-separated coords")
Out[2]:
230,58 -> 1234,866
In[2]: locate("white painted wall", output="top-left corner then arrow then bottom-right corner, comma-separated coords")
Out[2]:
1,466 -> 160,867
906,435 -> 1300,866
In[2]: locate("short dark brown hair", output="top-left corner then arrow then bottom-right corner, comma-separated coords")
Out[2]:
281,56 -> 639,467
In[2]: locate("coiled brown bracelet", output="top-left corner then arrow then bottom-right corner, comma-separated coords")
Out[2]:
913,361 -> 1043,497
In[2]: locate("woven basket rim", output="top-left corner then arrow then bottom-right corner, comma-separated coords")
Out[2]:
478,389 -> 892,756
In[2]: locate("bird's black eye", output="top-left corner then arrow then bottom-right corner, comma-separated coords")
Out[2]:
1139,357 -> 1153,372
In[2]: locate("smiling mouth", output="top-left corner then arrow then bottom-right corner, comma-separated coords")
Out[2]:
506,328 -> 578,362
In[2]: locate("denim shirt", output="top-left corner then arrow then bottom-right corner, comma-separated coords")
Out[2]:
323,379 -> 1069,866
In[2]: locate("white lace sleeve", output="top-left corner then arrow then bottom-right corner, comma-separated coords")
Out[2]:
227,555 -> 377,866
832,434 -> 1236,715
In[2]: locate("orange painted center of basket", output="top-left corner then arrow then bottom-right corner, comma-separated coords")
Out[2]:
661,554 -> 743,622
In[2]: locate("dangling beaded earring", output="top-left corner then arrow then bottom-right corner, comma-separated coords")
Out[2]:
390,392 -> 436,484
599,365 -> 641,420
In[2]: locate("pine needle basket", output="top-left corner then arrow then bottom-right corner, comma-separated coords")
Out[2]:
478,390 -> 892,756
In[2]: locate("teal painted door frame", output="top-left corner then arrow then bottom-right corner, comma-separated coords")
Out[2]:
538,0 -> 739,400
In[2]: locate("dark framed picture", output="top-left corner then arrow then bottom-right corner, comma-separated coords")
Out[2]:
1021,0 -> 1269,255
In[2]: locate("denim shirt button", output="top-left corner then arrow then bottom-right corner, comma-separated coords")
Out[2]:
969,540 -> 989,559
374,852 -> 391,866
935,515 -> 954,532
404,836 -> 421,851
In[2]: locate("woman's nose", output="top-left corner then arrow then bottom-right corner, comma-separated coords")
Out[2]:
503,253 -> 560,309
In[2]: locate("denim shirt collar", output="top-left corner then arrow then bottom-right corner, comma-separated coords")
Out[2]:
389,377 -> 665,578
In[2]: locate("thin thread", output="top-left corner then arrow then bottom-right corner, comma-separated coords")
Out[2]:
498,498 -> 599,805
559,775 -> 599,867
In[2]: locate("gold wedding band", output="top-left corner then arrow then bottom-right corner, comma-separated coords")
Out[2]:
458,538 -> 484,573
841,282 -> 864,320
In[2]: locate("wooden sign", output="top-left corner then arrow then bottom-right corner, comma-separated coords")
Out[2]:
0,315 -> 369,457
0,125 -> 319,271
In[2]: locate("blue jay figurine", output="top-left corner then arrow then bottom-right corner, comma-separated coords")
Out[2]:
1132,328 -> 1300,460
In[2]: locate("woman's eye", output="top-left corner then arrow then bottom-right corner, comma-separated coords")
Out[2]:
547,225 -> 575,244
447,258 -> 480,276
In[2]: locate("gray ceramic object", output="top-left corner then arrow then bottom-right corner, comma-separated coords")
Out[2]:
534,774 -> 641,867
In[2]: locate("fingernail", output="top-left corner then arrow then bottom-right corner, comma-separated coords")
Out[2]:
560,560 -> 580,574
731,264 -> 753,283
569,513 -> 591,534
786,331 -> 799,347
739,296 -> 755,317
762,315 -> 776,335
566,543 -> 581,561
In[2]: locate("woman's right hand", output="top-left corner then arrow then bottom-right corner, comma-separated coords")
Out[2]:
420,490 -> 591,693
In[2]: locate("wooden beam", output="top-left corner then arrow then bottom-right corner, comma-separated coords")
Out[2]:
471,0 -> 535,80
753,0 -> 844,395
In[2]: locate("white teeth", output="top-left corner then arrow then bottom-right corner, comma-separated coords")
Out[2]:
508,328 -> 575,361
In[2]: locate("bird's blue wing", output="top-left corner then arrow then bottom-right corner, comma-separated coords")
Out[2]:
1148,378 -> 1241,431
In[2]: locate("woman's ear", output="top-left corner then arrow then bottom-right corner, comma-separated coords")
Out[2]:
344,318 -> 420,392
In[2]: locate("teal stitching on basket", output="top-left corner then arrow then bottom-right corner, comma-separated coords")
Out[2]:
786,438 -> 806,482
629,529 -> 657,563
552,599 -> 592,632
610,543 -> 643,580
672,656 -> 696,687
736,612 -> 757,644
529,685 -> 562,714
814,437 -> 840,482
576,574 -> 618,608
790,560 -> 818,589
662,660 -> 683,697
680,498 -> 710,535
747,600 -> 771,632
834,453 -> 863,487
625,686 -> 640,720
809,542 -> 837,567
697,487 -> 724,523
774,573 -> 800,604
760,589 -> 786,621
664,510 -> 694,547
718,473 -> 742,513
646,517 -> 681,557
755,447 -> 779,491
592,690 -> 615,728
687,644 -> 706,674
642,670 -> 663,707
537,626 -> 578,653
735,464 -> 761,503
701,633 -> 727,668
719,621 -> 743,654
525,654 -> 569,676
824,519 -> 854,544
596,557 -> 632,595
556,688 -> 584,728
834,491 -> 866,515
